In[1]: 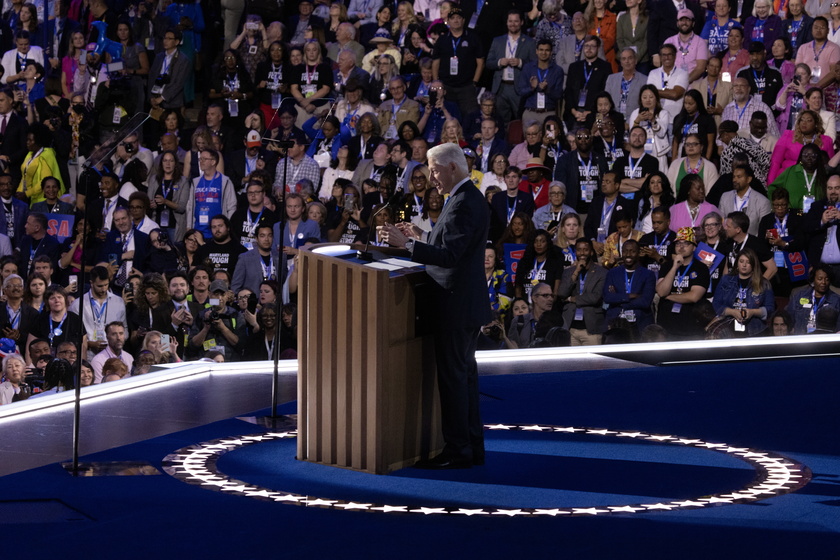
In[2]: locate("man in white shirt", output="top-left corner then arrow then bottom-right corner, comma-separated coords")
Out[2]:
69,265 -> 127,361
647,44 -> 689,120
722,78 -> 780,137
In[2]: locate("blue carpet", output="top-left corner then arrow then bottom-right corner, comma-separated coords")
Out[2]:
2,358 -> 840,559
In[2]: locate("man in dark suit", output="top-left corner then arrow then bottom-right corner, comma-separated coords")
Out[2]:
96,207 -> 151,288
87,171 -> 128,236
563,36 -> 611,131
43,1 -> 81,75
0,273 -> 38,352
486,9 -> 536,123
17,212 -> 61,274
148,28 -> 191,111
0,172 -> 28,244
554,128 -> 610,214
380,143 -> 491,469
231,223 -> 283,295
0,87 -> 28,184
803,173 -> 840,285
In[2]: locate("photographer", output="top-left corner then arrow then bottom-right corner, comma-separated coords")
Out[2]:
147,228 -> 179,274
0,353 -> 29,404
189,279 -> 239,360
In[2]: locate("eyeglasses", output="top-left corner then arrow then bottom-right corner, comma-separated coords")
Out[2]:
185,237 -> 200,244
236,295 -> 251,300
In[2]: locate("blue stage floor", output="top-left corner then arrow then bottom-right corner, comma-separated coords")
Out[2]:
1,355 -> 839,559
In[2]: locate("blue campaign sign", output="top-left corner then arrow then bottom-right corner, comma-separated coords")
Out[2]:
503,243 -> 527,283
46,214 -> 75,243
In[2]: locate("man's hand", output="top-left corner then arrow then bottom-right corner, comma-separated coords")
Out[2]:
2,327 -> 19,340
378,223 -> 409,248
395,221 -> 422,240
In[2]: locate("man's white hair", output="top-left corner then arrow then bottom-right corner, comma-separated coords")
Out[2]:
427,143 -> 469,176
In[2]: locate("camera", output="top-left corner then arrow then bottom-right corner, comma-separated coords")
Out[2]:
121,141 -> 135,154
49,116 -> 61,128
486,324 -> 502,339
157,230 -> 169,245
793,75 -> 801,86
209,309 -> 229,322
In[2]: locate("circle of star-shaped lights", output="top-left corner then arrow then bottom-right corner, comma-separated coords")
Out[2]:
161,424 -> 811,517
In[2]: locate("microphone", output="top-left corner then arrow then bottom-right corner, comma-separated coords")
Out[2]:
358,203 -> 392,262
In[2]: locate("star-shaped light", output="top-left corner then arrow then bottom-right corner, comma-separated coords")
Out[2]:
492,509 -> 527,517
618,432 -> 646,438
410,507 -> 448,515
677,439 -> 702,445
572,508 -> 608,515
452,509 -> 488,516
642,503 -> 676,510
303,498 -> 337,507
370,505 -> 408,513
699,496 -> 734,504
554,427 -> 583,432
671,500 -> 706,507
521,425 -> 550,431
334,502 -> 372,510
220,484 -> 257,493
608,506 -> 646,513
245,490 -> 279,499
532,509 -> 569,516
485,424 -> 513,430
646,435 -> 675,441
586,429 -> 616,435
273,494 -> 304,502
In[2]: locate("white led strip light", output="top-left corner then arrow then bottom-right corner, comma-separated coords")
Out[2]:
162,423 -> 811,517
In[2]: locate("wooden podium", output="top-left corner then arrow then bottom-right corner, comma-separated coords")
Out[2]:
296,244 -> 444,474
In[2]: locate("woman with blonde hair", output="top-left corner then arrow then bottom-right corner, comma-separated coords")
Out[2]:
440,118 -> 467,147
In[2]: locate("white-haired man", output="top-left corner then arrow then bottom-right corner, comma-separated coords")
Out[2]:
379,142 -> 490,469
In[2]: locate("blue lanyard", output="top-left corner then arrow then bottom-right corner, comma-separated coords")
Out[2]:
624,269 -> 634,294
260,255 -> 274,280
6,304 -> 19,329
451,36 -> 462,53
49,313 -> 67,340
736,99 -> 751,121
775,214 -> 788,236
812,291 -> 826,312
122,229 -> 134,252
583,64 -> 593,87
579,271 -> 587,295
682,113 -> 698,137
90,295 -> 107,324
675,262 -> 694,289
653,233 -> 665,251
751,68 -> 765,93
601,199 -> 617,229
537,67 -> 548,84
506,197 -> 518,221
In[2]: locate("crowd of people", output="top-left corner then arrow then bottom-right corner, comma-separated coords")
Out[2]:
3,0 -> 840,403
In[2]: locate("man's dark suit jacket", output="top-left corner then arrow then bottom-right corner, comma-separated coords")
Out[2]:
96,228 -> 151,272
469,138 -> 511,173
584,194 -> 636,241
88,196 -> 128,234
0,302 -> 39,348
803,199 -> 840,266
0,111 -> 28,183
0,196 -> 28,242
412,178 -> 491,329
148,50 -> 192,109
18,233 -> 61,274
490,190 -> 535,226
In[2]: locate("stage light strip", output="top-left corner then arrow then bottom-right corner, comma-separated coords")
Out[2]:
162,423 -> 811,518
0,361 -> 295,423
